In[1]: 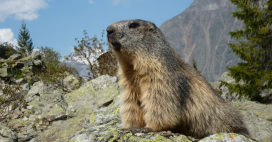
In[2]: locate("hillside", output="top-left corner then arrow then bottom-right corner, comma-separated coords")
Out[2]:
160,0 -> 243,82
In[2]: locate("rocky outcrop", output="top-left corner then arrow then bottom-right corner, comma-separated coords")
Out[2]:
160,0 -> 243,82
211,72 -> 272,103
0,75 -> 119,142
68,100 -> 257,142
68,78 -> 272,141
1,75 -> 272,141
0,122 -> 18,142
66,76 -> 271,142
0,50 -> 45,79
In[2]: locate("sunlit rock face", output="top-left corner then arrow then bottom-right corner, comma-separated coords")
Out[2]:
160,0 -> 243,82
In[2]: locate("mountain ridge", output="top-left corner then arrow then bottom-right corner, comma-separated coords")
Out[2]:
160,0 -> 243,82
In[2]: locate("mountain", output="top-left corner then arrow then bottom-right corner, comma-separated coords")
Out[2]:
160,0 -> 243,82
61,50 -> 103,79
61,57 -> 92,79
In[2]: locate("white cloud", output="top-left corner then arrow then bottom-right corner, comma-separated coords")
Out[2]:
88,0 -> 94,4
112,0 -> 127,5
0,28 -> 18,46
0,0 -> 48,22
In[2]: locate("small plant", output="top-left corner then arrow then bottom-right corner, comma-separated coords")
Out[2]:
67,30 -> 117,80
6,60 -> 16,65
0,82 -> 24,122
8,68 -> 25,80
38,46 -> 62,64
13,69 -> 24,79
35,62 -> 83,90
0,42 -> 16,59
214,88 -> 222,95
191,57 -> 201,74
35,46 -> 84,90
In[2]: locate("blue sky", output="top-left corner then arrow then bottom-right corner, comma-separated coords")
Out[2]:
0,0 -> 193,57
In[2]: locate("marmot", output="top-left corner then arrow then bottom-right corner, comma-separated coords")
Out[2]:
106,19 -> 250,139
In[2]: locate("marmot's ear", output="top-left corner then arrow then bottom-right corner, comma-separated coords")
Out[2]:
148,23 -> 156,32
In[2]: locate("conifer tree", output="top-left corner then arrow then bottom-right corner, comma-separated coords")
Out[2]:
17,20 -> 34,56
221,0 -> 272,102
191,57 -> 201,74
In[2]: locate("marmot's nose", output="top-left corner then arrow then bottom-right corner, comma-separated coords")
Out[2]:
107,25 -> 115,36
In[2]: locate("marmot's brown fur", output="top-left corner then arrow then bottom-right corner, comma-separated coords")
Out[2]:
106,19 -> 250,139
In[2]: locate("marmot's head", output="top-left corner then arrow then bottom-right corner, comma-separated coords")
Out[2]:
107,19 -> 168,55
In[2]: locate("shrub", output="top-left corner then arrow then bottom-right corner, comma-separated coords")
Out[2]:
38,46 -> 62,64
68,30 -> 117,80
0,82 -> 24,122
11,68 -> 25,80
191,57 -> 201,74
0,42 -> 16,59
221,0 -> 272,103
36,46 -> 84,90
97,45 -> 117,77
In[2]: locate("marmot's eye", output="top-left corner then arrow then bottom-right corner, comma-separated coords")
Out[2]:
129,23 -> 140,29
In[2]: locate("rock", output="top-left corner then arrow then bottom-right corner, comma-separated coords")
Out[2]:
215,71 -> 272,103
28,65 -> 42,73
232,101 -> 272,122
31,50 -> 42,60
67,101 -> 122,142
220,85 -> 240,102
26,81 -> 44,97
0,67 -> 12,77
242,110 -> 272,142
0,50 -> 45,82
67,76 -> 271,142
22,117 -> 29,121
209,82 -> 221,90
23,75 -> 118,141
65,75 -> 119,115
199,133 -> 254,142
1,62 -> 8,68
3,73 -> 270,141
68,99 -> 256,142
25,81 -> 65,101
10,108 -> 23,120
8,80 -> 67,141
8,54 -> 22,61
7,119 -> 30,130
15,78 -> 25,84
29,138 -> 39,142
17,124 -> 40,142
35,115 -> 85,142
26,92 -> 67,122
0,122 -> 18,142
260,89 -> 272,102
42,103 -> 67,122
33,60 -> 43,67
230,101 -> 272,141
12,62 -> 24,68
219,72 -> 235,82
22,83 -> 30,91
63,74 -> 80,90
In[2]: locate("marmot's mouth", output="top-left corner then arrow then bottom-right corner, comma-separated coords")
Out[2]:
110,42 -> 121,52
107,34 -> 122,52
